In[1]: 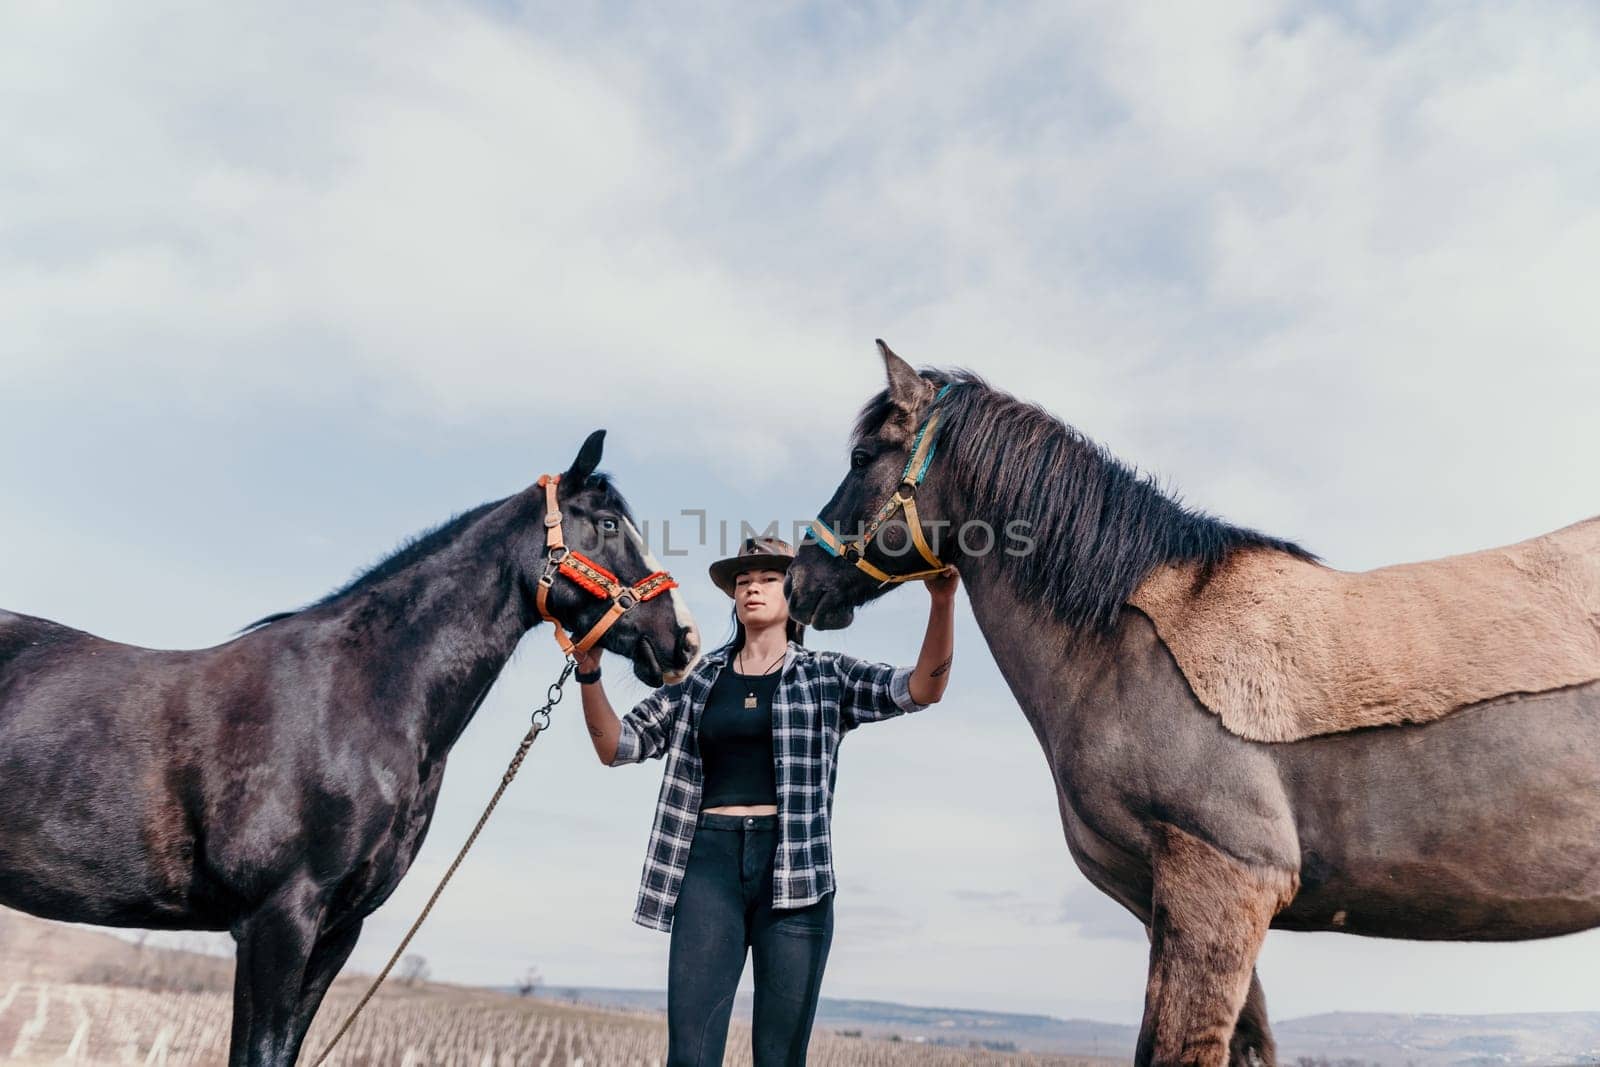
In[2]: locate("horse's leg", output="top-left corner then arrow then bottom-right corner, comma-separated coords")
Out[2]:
1227,971 -> 1276,1067
227,882 -> 326,1067
281,918 -> 366,1065
1135,825 -> 1296,1067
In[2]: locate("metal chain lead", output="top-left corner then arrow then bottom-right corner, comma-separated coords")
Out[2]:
311,656 -> 577,1067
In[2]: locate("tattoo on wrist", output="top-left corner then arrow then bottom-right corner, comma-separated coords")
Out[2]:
931,657 -> 953,678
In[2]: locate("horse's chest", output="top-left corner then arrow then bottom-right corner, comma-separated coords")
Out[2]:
340,761 -> 448,916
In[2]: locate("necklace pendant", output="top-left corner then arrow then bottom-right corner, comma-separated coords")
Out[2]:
744,694 -> 758,709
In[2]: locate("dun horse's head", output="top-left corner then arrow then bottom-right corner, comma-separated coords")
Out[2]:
788,342 -> 953,631
526,430 -> 700,685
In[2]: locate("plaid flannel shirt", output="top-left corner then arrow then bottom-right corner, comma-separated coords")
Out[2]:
609,640 -> 929,932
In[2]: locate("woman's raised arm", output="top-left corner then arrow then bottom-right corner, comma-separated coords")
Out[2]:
576,647 -> 623,764
908,565 -> 959,706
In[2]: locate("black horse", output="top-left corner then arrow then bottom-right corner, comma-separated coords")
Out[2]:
0,430 -> 699,1067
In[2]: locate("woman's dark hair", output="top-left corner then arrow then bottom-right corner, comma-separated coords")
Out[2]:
717,605 -> 806,658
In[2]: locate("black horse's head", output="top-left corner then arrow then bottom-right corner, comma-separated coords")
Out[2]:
524,430 -> 700,685
788,342 -> 953,631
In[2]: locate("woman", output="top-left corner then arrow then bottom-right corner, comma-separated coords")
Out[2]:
578,535 -> 958,1066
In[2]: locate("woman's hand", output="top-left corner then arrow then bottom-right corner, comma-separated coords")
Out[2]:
925,564 -> 960,603
574,646 -> 603,676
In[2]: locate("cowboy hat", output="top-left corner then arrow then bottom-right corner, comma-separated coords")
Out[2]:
708,536 -> 795,598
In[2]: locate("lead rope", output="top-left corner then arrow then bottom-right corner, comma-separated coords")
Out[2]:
310,657 -> 577,1067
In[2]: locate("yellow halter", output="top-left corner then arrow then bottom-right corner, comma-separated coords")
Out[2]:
807,384 -> 953,586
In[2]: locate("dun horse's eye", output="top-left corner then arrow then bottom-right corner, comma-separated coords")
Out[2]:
599,518 -> 619,533
850,449 -> 871,470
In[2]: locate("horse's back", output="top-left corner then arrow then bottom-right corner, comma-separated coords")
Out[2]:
0,607 -> 86,653
0,610 -> 230,926
0,607 -> 423,930
0,609 -> 101,699
1131,514 -> 1600,743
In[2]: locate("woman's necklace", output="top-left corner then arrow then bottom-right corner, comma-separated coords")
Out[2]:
735,646 -> 786,709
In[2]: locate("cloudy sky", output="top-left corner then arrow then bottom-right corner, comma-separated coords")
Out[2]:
4,0 -> 1599,1026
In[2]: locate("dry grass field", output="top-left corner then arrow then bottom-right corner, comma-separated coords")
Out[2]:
0,910 -> 1113,1066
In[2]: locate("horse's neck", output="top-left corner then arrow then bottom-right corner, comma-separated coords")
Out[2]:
944,518 -> 1114,740
333,506 -> 531,756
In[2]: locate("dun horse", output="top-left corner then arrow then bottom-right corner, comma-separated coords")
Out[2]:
0,430 -> 700,1067
787,345 -> 1600,1067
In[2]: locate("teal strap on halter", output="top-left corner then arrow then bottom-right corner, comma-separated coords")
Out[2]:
908,430 -> 939,484
899,382 -> 955,485
808,518 -> 842,557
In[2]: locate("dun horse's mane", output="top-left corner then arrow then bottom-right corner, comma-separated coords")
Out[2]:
240,472 -> 633,633
855,371 -> 1315,633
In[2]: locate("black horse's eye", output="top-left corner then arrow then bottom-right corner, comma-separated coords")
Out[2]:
599,518 -> 619,533
850,448 -> 871,470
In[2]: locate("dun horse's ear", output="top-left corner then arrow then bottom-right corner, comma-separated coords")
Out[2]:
878,339 -> 931,411
565,429 -> 606,487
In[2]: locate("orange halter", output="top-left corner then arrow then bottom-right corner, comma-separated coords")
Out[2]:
534,473 -> 678,657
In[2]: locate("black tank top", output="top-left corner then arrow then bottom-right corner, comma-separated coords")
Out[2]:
698,668 -> 782,808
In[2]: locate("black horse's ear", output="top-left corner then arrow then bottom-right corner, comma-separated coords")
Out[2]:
565,429 -> 606,488
878,339 -> 930,411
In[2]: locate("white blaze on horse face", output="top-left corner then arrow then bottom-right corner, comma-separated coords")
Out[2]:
622,517 -> 700,681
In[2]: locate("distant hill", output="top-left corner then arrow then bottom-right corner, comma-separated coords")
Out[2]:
1275,1011 -> 1600,1067
533,986 -> 1600,1065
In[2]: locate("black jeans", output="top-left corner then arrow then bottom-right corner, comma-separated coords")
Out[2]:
666,812 -> 834,1067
